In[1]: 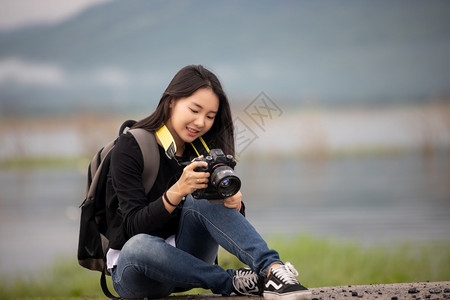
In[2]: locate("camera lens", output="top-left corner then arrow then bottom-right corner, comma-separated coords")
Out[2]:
211,165 -> 241,198
220,178 -> 230,187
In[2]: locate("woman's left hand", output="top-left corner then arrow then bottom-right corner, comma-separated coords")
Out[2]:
223,191 -> 242,210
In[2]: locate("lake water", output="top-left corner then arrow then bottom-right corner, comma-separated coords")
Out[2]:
1,152 -> 449,276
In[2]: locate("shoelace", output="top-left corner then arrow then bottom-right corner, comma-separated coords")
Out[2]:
272,262 -> 300,285
233,268 -> 259,292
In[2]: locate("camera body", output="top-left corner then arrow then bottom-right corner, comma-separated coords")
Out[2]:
192,149 -> 241,199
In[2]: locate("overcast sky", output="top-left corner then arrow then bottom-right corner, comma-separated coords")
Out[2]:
0,0 -> 112,31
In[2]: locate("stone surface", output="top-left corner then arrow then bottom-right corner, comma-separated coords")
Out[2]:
154,281 -> 450,300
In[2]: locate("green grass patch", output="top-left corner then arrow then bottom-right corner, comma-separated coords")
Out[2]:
0,257 -> 102,299
1,235 -> 449,299
218,234 -> 450,288
0,157 -> 89,170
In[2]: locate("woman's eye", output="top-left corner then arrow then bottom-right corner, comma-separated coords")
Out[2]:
190,108 -> 198,114
207,116 -> 215,120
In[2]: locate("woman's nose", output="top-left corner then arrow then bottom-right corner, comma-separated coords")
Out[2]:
194,116 -> 205,128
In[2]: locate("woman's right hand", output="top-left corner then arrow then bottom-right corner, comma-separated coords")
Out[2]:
164,160 -> 210,211
176,160 -> 210,196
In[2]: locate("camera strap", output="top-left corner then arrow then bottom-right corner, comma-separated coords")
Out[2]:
156,125 -> 177,159
190,136 -> 210,157
155,124 -> 210,159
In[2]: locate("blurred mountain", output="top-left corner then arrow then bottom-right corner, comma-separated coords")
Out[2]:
0,0 -> 449,116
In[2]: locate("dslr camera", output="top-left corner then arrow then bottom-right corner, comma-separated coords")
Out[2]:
191,149 -> 241,200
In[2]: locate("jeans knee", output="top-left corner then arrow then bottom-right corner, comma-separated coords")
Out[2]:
121,234 -> 165,260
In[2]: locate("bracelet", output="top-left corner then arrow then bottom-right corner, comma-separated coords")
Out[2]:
163,191 -> 178,207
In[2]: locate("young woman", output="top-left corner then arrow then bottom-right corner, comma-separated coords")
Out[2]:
106,65 -> 311,300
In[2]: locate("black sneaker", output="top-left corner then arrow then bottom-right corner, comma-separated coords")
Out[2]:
232,268 -> 263,296
263,263 -> 311,300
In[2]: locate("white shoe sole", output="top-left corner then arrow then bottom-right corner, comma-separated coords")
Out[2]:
263,290 -> 312,300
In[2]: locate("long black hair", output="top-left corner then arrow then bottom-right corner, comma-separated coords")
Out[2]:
133,65 -> 235,156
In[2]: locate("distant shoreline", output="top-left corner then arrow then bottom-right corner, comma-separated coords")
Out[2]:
1,102 -> 449,162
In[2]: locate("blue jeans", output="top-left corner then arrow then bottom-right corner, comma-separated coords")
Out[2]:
112,195 -> 281,298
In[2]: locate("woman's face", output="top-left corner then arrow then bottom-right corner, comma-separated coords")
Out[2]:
166,87 -> 219,147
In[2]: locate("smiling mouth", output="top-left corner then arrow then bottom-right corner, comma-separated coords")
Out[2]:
187,127 -> 200,135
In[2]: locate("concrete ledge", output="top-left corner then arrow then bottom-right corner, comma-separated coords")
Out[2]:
308,281 -> 449,299
152,281 -> 450,300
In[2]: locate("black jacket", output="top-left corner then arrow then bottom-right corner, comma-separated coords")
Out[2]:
106,132 -> 185,249
105,131 -> 245,250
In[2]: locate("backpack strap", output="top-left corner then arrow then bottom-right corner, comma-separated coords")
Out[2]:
98,129 -> 159,300
128,128 -> 160,194
101,265 -> 121,300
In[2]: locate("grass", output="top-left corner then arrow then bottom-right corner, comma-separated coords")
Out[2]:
218,235 -> 450,288
264,235 -> 450,287
0,157 -> 89,170
1,234 -> 449,300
